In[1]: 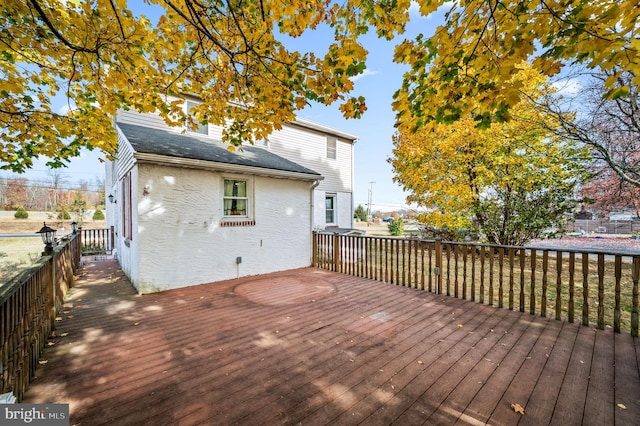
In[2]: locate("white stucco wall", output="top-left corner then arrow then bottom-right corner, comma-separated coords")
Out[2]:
131,164 -> 314,293
106,164 -> 139,286
117,110 -> 357,229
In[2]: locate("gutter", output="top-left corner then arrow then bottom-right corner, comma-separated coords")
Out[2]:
310,179 -> 321,265
134,152 -> 323,182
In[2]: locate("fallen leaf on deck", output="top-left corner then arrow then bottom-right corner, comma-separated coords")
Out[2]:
457,324 -> 463,328
60,333 -> 68,337
38,360 -> 48,365
617,403 -> 627,409
55,317 -> 62,321
47,342 -> 55,347
511,403 -> 525,415
417,360 -> 424,365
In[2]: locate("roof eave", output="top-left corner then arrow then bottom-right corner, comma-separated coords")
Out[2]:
134,152 -> 324,182
291,117 -> 359,142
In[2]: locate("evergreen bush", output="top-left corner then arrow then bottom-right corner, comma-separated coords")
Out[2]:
388,218 -> 405,236
92,209 -> 105,220
14,207 -> 28,219
57,209 -> 71,220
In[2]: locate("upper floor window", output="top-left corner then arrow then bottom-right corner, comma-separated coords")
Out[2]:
326,137 -> 337,159
186,101 -> 208,135
224,179 -> 248,216
325,194 -> 336,224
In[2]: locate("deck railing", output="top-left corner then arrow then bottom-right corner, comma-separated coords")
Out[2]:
0,232 -> 82,401
81,226 -> 114,256
313,232 -> 640,337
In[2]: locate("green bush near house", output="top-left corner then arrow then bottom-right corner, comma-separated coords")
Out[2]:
14,207 -> 28,219
388,218 -> 405,236
92,209 -> 105,220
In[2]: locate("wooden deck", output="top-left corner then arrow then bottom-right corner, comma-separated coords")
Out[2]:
23,260 -> 640,425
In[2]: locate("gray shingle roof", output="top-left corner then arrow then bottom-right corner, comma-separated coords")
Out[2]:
117,123 -> 321,178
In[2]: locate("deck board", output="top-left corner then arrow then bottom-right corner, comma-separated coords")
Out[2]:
519,321 -> 579,425
22,260 -> 640,425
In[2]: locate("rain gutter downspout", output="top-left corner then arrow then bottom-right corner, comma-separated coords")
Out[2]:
310,179 -> 321,265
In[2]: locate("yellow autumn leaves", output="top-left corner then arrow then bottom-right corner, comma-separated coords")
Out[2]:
390,65 -> 591,244
393,0 -> 640,130
0,0 -> 381,171
1,0 -> 637,173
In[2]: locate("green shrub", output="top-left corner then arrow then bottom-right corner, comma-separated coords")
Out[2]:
92,209 -> 105,220
354,204 -> 367,222
57,209 -> 71,220
388,217 -> 405,236
14,207 -> 28,219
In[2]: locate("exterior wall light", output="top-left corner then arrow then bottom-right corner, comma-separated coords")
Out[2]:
37,222 -> 57,255
108,194 -> 115,203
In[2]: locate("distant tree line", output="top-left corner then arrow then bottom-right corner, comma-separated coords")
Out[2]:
0,173 -> 104,213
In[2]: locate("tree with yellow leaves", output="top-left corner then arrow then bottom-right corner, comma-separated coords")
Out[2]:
393,0 -> 640,131
390,66 -> 590,245
1,0 -> 409,172
2,1 -> 637,174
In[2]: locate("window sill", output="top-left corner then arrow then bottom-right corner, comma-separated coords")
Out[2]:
221,219 -> 255,227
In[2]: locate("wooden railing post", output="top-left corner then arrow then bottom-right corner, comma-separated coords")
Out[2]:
333,233 -> 340,273
312,231 -> 317,267
435,238 -> 442,294
49,254 -> 56,333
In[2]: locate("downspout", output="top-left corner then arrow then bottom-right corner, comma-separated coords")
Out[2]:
310,179 -> 321,267
310,179 -> 321,232
350,138 -> 359,228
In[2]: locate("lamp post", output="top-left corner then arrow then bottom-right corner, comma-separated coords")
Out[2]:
71,221 -> 78,234
37,222 -> 57,255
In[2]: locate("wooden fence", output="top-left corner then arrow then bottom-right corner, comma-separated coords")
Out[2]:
313,233 -> 640,337
0,232 -> 82,401
81,226 -> 114,256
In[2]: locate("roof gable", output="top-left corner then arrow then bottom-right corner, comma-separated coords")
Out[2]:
117,123 -> 322,179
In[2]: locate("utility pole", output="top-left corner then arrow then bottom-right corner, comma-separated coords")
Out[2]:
367,181 -> 375,225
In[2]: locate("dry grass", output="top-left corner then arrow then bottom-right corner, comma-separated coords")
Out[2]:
0,217 -> 106,283
0,238 -> 43,282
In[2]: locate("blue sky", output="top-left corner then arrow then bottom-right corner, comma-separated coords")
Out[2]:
3,3 -> 450,212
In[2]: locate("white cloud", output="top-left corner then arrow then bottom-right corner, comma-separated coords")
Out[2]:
409,1 -> 455,18
351,69 -> 378,82
58,102 -> 77,116
551,79 -> 582,96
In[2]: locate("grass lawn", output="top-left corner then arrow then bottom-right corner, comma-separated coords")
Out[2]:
0,238 -> 43,282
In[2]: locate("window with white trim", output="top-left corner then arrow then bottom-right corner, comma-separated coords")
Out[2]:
326,137 -> 337,159
224,179 -> 249,216
222,177 -> 255,227
186,101 -> 208,135
325,194 -> 336,224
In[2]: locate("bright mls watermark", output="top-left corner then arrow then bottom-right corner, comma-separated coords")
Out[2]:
1,404 -> 69,425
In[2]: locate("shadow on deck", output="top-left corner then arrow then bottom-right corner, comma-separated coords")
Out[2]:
23,260 -> 640,425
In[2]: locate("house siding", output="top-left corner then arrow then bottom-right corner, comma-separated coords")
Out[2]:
133,163 -> 313,293
313,190 -> 353,229
116,109 -> 170,131
266,124 -> 353,194
116,107 -> 356,230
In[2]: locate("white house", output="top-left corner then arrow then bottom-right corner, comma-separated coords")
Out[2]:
105,99 -> 359,293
